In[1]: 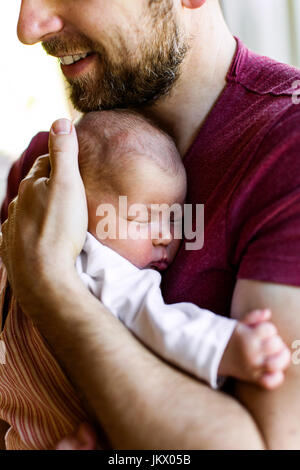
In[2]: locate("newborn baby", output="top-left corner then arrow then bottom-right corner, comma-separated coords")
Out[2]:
75,109 -> 291,390
0,109 -> 291,450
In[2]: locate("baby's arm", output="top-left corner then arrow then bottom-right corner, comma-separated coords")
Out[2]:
77,234 -> 237,388
77,234 -> 290,389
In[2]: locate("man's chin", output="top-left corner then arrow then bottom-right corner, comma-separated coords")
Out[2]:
68,80 -> 126,113
68,86 -> 104,113
69,90 -> 141,114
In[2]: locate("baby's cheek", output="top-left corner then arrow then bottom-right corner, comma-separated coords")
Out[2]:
130,239 -> 154,269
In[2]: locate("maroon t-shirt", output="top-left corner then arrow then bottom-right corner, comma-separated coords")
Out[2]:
2,38 -> 300,317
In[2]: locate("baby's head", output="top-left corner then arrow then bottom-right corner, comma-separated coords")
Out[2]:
76,110 -> 187,271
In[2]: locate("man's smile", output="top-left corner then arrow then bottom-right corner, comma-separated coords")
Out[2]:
59,52 -> 98,79
59,52 -> 90,66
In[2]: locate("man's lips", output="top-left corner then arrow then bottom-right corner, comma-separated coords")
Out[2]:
59,52 -> 97,79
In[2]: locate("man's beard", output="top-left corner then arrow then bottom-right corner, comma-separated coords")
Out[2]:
42,1 -> 189,112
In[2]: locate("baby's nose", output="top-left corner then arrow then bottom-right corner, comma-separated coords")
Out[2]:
152,228 -> 173,246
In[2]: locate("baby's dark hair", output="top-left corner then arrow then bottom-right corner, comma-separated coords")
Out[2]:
75,109 -> 186,197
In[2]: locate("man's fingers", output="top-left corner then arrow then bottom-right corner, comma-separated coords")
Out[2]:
0,225 -> 5,253
48,118 -> 80,183
7,197 -> 17,218
0,220 -> 8,266
25,155 -> 51,180
17,156 -> 51,198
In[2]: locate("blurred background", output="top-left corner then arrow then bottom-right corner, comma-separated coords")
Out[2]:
1,0 -> 300,206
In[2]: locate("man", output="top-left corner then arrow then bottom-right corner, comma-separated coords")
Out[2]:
1,0 -> 300,449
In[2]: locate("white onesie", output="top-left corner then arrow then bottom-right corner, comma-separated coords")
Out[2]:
75,232 -> 238,389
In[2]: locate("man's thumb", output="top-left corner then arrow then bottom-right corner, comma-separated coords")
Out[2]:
48,118 -> 79,182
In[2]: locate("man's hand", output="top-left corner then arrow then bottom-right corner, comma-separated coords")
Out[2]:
0,119 -> 88,315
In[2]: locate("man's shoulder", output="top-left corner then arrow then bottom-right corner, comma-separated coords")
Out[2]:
227,40 -> 300,169
233,104 -> 300,203
228,38 -> 300,97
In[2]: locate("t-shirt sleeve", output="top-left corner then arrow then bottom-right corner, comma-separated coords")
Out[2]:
230,108 -> 300,287
0,132 -> 49,224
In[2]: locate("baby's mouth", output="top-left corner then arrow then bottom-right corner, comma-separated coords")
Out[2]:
150,259 -> 169,271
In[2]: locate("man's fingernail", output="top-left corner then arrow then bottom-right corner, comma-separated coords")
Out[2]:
51,119 -> 72,135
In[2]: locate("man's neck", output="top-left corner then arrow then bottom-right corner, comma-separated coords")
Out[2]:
142,2 -> 236,157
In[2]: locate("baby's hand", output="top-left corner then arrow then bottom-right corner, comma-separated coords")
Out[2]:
219,309 -> 291,389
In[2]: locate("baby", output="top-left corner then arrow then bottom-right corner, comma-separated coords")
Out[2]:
75,109 -> 291,390
0,110 -> 291,451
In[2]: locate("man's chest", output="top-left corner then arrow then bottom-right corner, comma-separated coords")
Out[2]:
161,144 -> 249,317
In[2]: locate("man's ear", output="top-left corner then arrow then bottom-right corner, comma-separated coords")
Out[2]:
181,0 -> 207,9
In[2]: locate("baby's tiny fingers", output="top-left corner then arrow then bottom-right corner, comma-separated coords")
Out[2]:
242,309 -> 272,326
265,347 -> 291,372
259,371 -> 285,390
255,321 -> 278,339
262,335 -> 285,356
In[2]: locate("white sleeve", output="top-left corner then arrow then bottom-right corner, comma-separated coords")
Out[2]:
76,233 -> 238,389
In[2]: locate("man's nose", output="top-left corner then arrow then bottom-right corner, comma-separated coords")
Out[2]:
17,0 -> 64,45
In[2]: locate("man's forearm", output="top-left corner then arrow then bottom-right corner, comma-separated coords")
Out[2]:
231,279 -> 300,450
23,271 -> 266,449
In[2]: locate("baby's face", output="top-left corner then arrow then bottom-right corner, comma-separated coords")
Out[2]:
88,157 -> 186,271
